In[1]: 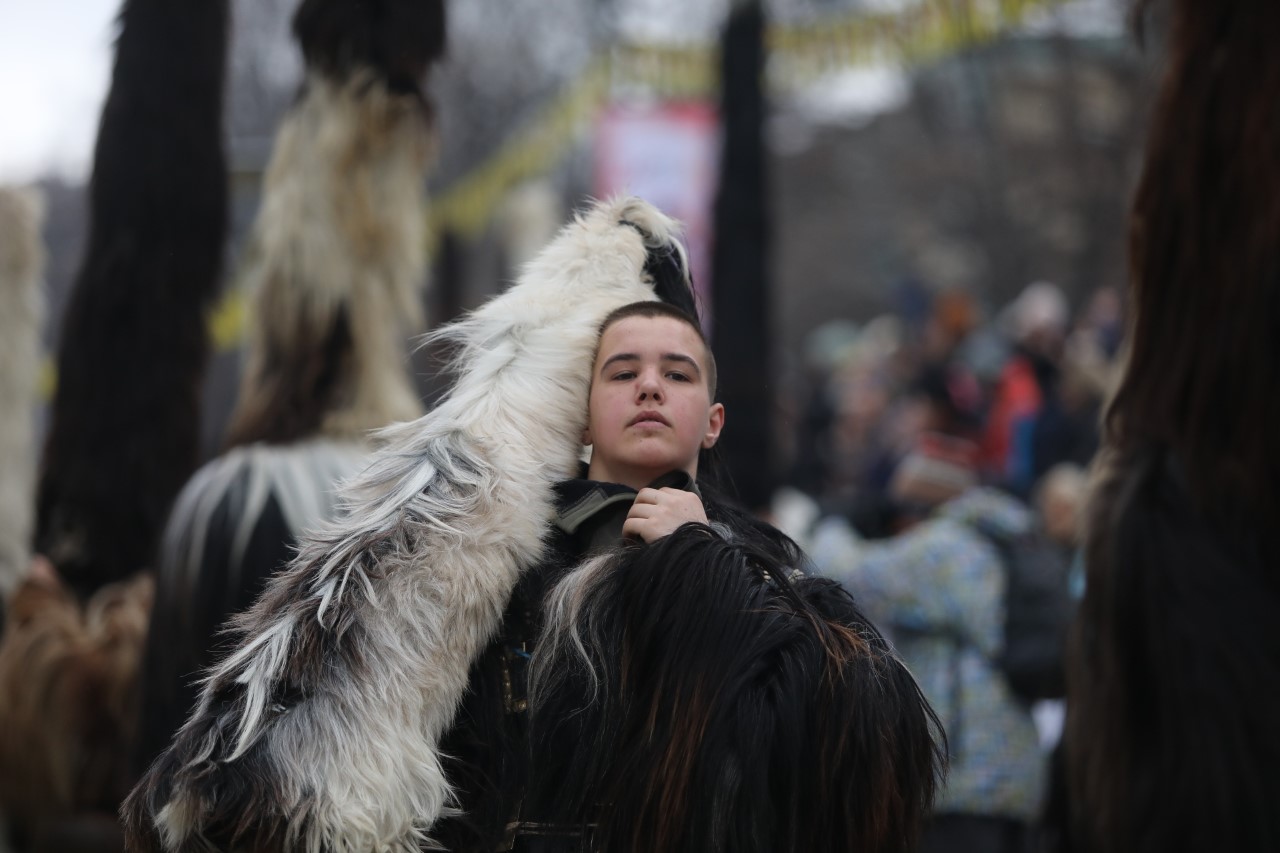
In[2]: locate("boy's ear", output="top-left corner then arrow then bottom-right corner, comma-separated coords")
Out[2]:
701,403 -> 725,449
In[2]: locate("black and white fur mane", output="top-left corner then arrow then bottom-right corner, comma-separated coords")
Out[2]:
123,197 -> 693,852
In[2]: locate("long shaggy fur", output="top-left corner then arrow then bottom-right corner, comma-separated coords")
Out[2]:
1111,0 -> 1280,524
0,188 -> 44,598
0,572 -> 153,847
35,0 -> 230,595
293,0 -> 445,101
134,439 -> 369,776
1065,1 -> 1280,850
225,0 -> 445,447
142,0 -> 445,778
123,197 -> 694,852
528,524 -> 945,853
1068,450 -> 1280,853
223,72 -> 432,447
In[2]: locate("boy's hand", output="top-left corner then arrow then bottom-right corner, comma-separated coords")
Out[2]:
623,487 -> 709,543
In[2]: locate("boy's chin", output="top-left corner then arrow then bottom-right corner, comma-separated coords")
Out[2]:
623,454 -> 696,478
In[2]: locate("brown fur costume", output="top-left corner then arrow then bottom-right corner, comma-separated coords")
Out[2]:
0,573 -> 153,847
1064,1 -> 1280,850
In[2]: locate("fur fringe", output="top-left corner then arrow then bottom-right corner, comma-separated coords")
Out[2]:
134,439 -> 370,773
1066,448 -> 1280,852
224,71 -> 434,447
1065,2 -> 1280,849
123,197 -> 695,852
528,524 -> 945,853
34,0 -> 230,594
293,0 -> 445,100
0,572 -> 153,844
0,188 -> 44,597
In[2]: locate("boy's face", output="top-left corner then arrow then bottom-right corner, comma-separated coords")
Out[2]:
584,315 -> 724,489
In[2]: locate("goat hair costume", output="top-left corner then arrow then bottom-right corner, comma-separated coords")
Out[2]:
1062,1 -> 1280,848
35,0 -> 230,596
526,521 -> 942,853
223,0 -> 445,449
0,572 -> 154,846
135,0 -> 444,777
123,197 -> 699,852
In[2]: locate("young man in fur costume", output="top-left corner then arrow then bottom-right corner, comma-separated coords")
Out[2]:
576,302 -> 725,540
434,301 -> 944,853
125,201 -> 939,853
125,198 -> 721,853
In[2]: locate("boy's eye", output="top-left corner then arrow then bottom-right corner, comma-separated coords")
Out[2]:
666,372 -> 690,382
612,371 -> 636,381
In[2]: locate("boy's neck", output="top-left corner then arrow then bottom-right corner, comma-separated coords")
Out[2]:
586,460 -> 697,491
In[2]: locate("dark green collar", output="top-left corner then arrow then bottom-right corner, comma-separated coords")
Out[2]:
552,470 -> 699,535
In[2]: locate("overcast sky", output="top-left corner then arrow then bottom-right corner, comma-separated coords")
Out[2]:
0,0 -> 1123,187
0,1 -> 119,184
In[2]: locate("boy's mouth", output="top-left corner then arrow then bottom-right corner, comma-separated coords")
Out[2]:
629,410 -> 670,427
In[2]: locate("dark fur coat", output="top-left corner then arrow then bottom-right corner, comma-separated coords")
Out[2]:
435,473 -> 944,853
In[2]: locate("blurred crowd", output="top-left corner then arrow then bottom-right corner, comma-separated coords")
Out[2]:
786,280 -> 1120,536
773,280 -> 1124,851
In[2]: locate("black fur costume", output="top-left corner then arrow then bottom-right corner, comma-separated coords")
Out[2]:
0,0 -> 228,846
133,0 -> 446,778
435,471 -> 944,853
1062,1 -> 1280,850
34,0 -> 230,597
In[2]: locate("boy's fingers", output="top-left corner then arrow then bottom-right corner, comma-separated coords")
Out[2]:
627,500 -> 655,516
622,515 -> 656,542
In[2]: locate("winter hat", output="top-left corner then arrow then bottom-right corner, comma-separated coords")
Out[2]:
890,431 -> 979,509
1004,281 -> 1069,343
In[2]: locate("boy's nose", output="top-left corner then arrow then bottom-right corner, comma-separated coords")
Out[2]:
637,373 -> 664,402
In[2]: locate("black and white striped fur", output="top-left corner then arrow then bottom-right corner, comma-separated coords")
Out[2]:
122,197 -> 693,852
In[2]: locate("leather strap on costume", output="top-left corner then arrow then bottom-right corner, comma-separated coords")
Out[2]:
498,819 -> 597,851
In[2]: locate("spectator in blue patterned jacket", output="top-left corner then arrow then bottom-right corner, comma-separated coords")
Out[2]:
810,434 -> 1046,853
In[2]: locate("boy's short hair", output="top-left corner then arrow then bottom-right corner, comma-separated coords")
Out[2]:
596,302 -> 717,401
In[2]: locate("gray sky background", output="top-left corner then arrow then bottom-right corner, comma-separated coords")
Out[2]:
0,0 -> 1124,185
0,0 -> 118,183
